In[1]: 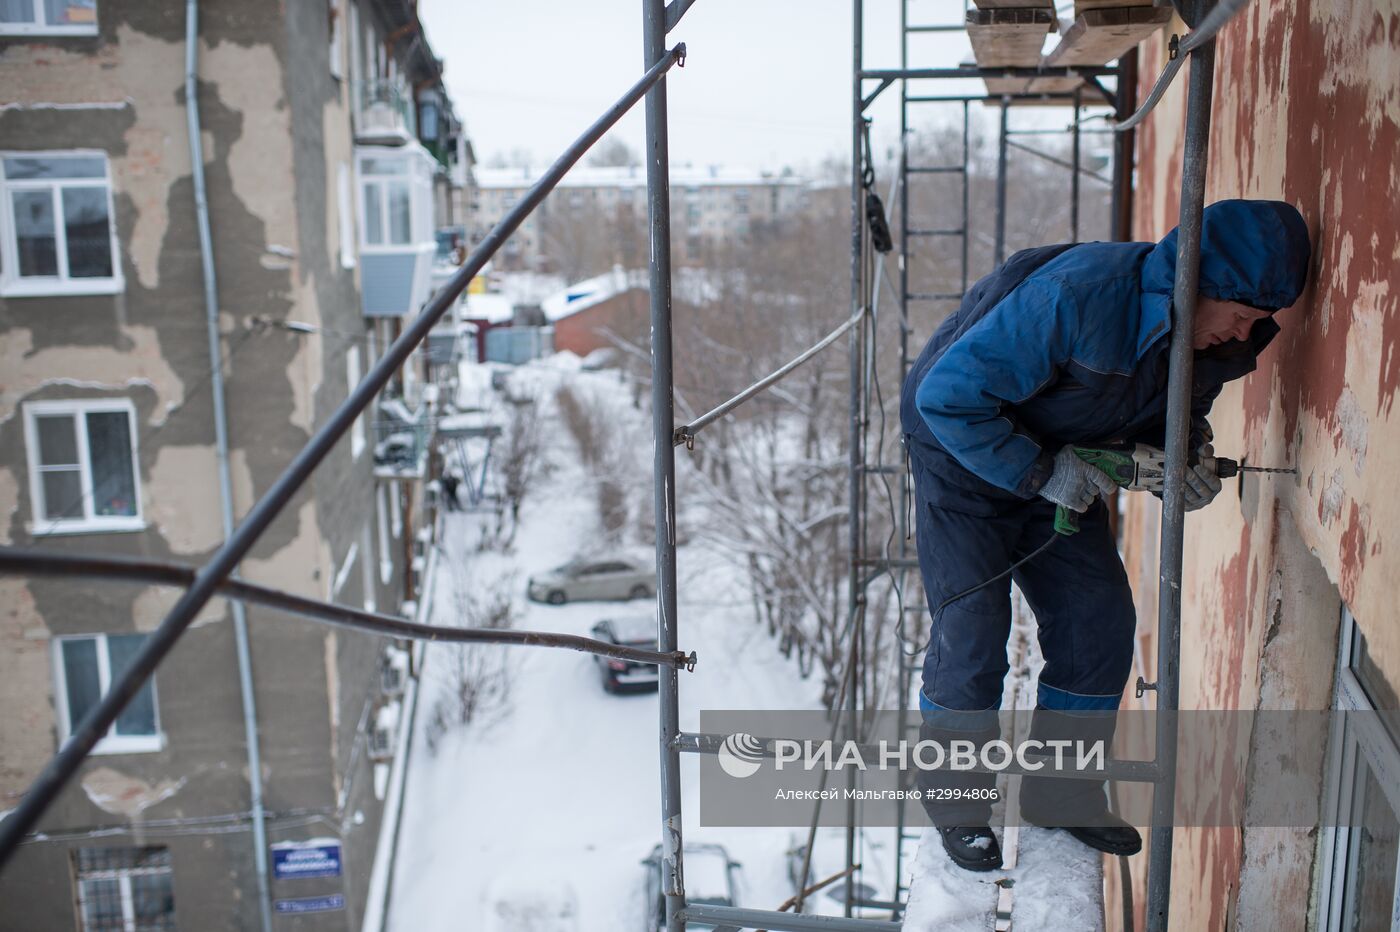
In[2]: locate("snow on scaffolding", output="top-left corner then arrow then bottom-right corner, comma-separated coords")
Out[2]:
902,825 -> 1104,931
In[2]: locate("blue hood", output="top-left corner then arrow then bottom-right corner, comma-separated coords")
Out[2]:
1136,199 -> 1312,358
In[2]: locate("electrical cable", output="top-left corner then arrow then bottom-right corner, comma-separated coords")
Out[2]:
901,531 -> 1061,658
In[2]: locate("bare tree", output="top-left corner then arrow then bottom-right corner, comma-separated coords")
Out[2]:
487,399 -> 548,549
424,575 -> 519,755
586,135 -> 641,168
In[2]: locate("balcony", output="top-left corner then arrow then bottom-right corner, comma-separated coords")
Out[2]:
357,143 -> 438,318
372,395 -> 432,479
354,78 -> 417,147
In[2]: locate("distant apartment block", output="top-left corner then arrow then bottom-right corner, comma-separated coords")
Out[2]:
469,164 -> 809,270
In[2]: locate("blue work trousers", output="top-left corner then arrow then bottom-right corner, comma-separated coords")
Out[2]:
914,489 -> 1136,825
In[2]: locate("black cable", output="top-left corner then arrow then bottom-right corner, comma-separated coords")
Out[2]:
902,531 -> 1062,657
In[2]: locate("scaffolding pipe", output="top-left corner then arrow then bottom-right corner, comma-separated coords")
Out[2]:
674,306 -> 864,447
1004,140 -> 1110,185
642,3 -> 687,931
0,548 -> 692,667
0,42 -> 687,870
861,65 -> 1117,79
1110,48 -> 1138,242
1113,0 -> 1248,132
184,2 -> 273,923
678,904 -> 899,931
1071,88 -> 1082,242
845,0 -> 867,915
1146,0 -> 1218,926
994,98 -> 1009,265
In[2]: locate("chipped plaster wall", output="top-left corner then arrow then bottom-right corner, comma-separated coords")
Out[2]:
0,1 -> 397,928
1120,3 -> 1400,929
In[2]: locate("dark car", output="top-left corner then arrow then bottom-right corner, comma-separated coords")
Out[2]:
590,617 -> 659,693
642,842 -> 743,931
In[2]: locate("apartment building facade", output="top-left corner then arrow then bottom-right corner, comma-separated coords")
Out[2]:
0,1 -> 466,929
1111,4 -> 1400,929
469,164 -> 809,272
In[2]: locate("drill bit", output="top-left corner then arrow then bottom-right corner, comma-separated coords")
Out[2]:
1212,457 -> 1295,479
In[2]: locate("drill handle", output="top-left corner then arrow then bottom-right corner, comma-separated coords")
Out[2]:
1054,505 -> 1081,536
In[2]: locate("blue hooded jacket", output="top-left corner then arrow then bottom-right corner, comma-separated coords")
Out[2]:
900,199 -> 1311,505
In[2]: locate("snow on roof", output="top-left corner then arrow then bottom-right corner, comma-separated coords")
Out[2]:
541,267 -> 646,322
462,292 -> 515,323
493,270 -> 566,305
437,410 -> 505,435
606,615 -> 656,644
541,267 -> 720,323
476,164 -> 806,190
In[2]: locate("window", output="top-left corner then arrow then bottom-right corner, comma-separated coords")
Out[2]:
0,0 -> 97,35
347,347 -> 365,459
327,0 -> 343,79
1320,607 -> 1400,930
74,846 -> 175,931
23,399 -> 142,534
389,481 -> 402,537
337,162 -> 356,269
53,634 -> 162,754
1,152 -> 121,296
376,484 -> 392,584
358,155 -> 412,247
360,523 -> 376,612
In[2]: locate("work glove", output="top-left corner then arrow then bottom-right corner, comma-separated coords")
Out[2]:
1184,442 -> 1223,511
1038,445 -> 1118,513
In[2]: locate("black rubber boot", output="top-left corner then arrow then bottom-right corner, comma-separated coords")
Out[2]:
936,825 -> 1004,872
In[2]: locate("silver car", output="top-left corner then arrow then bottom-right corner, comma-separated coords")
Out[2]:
527,556 -> 655,605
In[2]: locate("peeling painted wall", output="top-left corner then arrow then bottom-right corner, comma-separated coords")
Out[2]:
1120,3 -> 1400,929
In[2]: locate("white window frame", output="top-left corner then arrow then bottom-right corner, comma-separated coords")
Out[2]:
0,0 -> 99,35
327,0 -> 344,80
360,522 -> 377,612
74,847 -> 175,931
388,480 -> 402,537
355,146 -> 434,253
347,346 -> 366,459
0,150 -> 123,297
23,398 -> 144,535
51,634 -> 164,755
1318,606 -> 1400,929
375,484 -> 393,584
337,161 -> 357,269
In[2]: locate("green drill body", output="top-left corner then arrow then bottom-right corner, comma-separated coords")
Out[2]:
1052,442 -> 1293,534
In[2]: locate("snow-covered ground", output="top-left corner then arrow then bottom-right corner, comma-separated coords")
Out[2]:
388,361 -> 886,930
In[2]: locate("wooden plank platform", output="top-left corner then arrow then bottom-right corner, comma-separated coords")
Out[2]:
902,826 -> 1105,931
971,0 -> 1053,9
1044,6 -> 1173,66
966,8 -> 1057,68
1074,0 -> 1156,13
980,75 -> 1090,106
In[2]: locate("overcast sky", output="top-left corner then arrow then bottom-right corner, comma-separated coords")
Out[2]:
418,0 -> 1004,176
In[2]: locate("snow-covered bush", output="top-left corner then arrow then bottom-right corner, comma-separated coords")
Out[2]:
424,577 -> 519,754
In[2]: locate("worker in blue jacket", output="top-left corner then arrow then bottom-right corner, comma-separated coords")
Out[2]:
899,199 -> 1311,871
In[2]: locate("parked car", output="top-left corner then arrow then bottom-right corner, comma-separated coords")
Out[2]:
590,617 -> 659,693
527,556 -> 655,605
642,842 -> 743,931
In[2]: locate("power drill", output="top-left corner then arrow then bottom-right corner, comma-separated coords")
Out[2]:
1053,442 -> 1295,535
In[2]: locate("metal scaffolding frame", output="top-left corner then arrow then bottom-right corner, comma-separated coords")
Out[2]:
0,1 -> 1244,929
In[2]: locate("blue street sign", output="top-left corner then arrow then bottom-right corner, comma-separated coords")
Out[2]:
271,842 -> 342,880
275,894 -> 346,914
